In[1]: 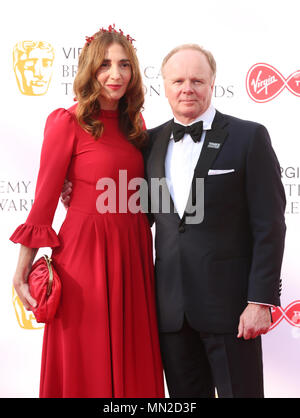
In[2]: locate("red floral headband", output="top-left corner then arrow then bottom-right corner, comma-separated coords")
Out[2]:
85,24 -> 135,46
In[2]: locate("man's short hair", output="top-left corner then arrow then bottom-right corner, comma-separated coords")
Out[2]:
161,44 -> 216,79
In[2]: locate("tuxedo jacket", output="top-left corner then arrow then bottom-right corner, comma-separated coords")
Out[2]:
143,110 -> 286,334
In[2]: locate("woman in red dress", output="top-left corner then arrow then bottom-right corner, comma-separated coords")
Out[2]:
10,27 -> 164,398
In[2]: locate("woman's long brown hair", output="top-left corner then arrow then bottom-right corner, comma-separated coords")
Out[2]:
73,30 -> 147,148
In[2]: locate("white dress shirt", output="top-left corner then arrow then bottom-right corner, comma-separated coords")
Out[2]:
165,105 -> 216,218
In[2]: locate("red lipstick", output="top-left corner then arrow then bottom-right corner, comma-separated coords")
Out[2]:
107,84 -> 122,90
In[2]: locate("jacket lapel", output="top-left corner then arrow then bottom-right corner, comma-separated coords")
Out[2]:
148,121 -> 172,179
193,110 -> 229,179
147,121 -> 178,217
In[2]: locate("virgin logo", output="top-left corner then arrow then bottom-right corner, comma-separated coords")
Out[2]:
246,64 -> 300,102
269,300 -> 300,331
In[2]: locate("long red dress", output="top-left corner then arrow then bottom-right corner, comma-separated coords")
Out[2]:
10,105 -> 165,398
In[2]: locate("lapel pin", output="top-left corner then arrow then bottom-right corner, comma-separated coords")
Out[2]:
207,142 -> 221,149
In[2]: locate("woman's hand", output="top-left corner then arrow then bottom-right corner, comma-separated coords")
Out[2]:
13,245 -> 38,311
61,179 -> 72,209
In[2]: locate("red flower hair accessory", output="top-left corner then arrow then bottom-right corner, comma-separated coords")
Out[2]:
85,24 -> 135,46
85,36 -> 95,45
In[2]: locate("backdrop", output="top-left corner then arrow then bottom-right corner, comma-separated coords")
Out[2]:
1,0 -> 299,398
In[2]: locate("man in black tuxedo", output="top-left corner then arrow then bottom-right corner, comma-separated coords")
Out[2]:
144,44 -> 286,398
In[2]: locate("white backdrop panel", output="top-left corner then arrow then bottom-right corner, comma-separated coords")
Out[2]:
1,0 -> 299,398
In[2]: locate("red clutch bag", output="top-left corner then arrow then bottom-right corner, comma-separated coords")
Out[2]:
28,255 -> 61,323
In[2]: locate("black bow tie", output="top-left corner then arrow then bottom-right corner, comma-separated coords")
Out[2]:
172,120 -> 203,143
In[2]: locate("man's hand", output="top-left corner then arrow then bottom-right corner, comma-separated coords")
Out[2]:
237,303 -> 272,340
61,179 -> 72,209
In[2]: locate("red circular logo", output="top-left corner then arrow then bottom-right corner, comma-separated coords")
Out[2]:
246,63 -> 300,102
270,301 -> 300,330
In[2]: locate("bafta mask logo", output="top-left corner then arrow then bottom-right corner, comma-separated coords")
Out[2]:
12,287 -> 43,330
13,41 -> 55,96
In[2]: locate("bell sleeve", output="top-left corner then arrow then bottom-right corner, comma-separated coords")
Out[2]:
10,108 -> 76,248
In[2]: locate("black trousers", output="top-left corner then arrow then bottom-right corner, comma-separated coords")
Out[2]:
159,318 -> 264,398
